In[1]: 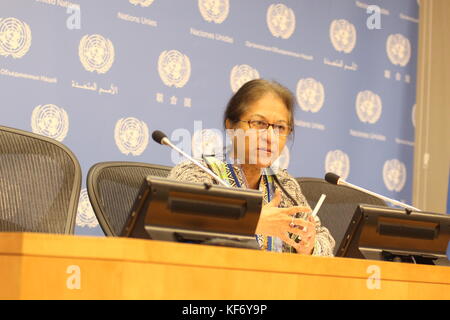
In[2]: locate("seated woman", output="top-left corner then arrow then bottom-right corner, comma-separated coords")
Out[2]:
168,79 -> 335,256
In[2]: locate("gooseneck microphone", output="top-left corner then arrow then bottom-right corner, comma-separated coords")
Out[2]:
324,172 -> 421,211
151,130 -> 230,187
151,130 -> 170,146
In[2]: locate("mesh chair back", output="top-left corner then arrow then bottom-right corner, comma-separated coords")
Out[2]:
296,177 -> 388,255
87,162 -> 173,236
0,126 -> 81,234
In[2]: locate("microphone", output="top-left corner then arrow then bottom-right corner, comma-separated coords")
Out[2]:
152,130 -> 170,146
324,172 -> 421,211
152,130 -> 230,187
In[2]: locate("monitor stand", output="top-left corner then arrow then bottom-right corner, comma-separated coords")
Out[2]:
174,232 -> 260,250
381,251 -> 437,265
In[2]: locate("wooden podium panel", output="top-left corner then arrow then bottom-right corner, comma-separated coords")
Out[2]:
0,232 -> 449,299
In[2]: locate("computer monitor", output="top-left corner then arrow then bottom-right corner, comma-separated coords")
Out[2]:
120,176 -> 263,249
336,204 -> 450,265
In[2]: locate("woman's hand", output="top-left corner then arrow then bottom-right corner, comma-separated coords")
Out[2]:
255,190 -> 317,255
291,215 -> 317,255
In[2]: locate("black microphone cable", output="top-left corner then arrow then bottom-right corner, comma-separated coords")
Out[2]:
272,173 -> 299,207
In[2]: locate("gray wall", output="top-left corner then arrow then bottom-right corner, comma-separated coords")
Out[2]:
413,0 -> 450,213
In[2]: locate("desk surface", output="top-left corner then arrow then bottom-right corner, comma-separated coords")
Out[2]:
0,232 -> 449,299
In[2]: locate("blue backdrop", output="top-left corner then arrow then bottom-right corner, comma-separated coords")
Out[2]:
0,0 -> 419,236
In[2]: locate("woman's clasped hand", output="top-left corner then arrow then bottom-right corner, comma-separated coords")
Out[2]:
256,190 -> 317,254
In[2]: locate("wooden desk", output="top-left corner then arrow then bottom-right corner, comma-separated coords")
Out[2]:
0,232 -> 448,299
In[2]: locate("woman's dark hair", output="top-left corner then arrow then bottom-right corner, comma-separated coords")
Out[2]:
223,79 -> 295,135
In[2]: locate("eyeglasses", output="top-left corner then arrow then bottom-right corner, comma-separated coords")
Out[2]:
237,119 -> 292,136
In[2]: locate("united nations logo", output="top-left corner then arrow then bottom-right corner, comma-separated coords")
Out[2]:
198,0 -> 230,24
296,78 -> 325,113
79,34 -> 115,74
266,4 -> 296,39
129,0 -> 154,7
31,104 -> 69,142
192,129 -> 223,159
383,159 -> 407,192
325,150 -> 350,180
230,64 -> 260,93
386,34 -> 411,67
0,17 -> 32,59
114,117 -> 149,156
356,90 -> 382,124
76,189 -> 99,229
330,19 -> 357,54
158,50 -> 191,88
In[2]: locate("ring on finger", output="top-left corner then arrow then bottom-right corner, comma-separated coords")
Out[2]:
290,220 -> 306,232
289,215 -> 296,228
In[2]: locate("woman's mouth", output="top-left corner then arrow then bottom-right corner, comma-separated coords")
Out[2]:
258,148 -> 272,154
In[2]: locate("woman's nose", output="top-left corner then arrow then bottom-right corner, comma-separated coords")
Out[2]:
259,127 -> 276,146
266,125 -> 277,139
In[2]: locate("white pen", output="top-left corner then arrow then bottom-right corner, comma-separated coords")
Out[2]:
290,194 -> 326,237
311,194 -> 327,218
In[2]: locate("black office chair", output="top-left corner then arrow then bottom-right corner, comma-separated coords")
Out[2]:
87,161 -> 173,236
0,125 -> 81,234
296,177 -> 388,255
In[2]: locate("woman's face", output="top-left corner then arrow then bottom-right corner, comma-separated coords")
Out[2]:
226,93 -> 291,169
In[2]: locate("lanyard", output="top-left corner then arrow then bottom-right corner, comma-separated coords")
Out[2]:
226,164 -> 271,194
226,164 -> 274,251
